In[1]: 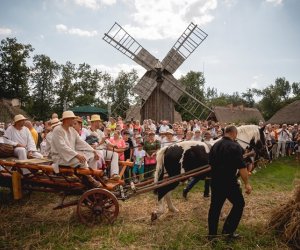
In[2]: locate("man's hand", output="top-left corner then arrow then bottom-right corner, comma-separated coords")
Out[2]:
245,183 -> 252,194
27,151 -> 33,159
76,154 -> 86,163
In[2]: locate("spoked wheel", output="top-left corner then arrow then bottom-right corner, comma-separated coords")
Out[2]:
77,188 -> 119,226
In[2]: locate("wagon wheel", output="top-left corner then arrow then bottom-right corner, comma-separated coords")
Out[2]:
77,188 -> 119,226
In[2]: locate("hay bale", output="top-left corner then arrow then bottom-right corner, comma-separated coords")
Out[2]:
268,183 -> 300,249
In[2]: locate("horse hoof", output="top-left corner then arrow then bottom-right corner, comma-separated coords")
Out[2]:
151,212 -> 158,221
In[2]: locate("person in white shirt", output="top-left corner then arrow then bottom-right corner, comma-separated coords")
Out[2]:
161,129 -> 177,147
159,120 -> 170,134
41,118 -> 61,157
148,119 -> 156,132
72,116 -> 90,141
51,111 -> 101,188
192,129 -> 202,141
202,131 -> 214,148
87,114 -> 120,180
4,114 -> 43,161
276,124 -> 291,158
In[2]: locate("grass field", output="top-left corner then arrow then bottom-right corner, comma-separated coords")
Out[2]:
0,157 -> 299,250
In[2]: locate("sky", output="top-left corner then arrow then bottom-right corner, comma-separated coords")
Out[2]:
0,0 -> 299,96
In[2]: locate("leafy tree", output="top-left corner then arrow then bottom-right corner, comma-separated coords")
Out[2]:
29,54 -> 60,120
0,37 -> 33,103
176,71 -> 207,121
54,61 -> 76,114
105,70 -> 138,118
241,88 -> 255,107
74,63 -> 102,106
253,77 -> 292,120
292,82 -> 300,98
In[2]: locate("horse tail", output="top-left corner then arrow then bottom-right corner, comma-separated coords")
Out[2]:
154,146 -> 168,183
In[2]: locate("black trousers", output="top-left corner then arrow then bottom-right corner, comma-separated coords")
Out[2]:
208,182 -> 245,235
184,176 -> 210,196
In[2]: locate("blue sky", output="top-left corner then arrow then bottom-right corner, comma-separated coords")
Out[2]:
0,0 -> 299,96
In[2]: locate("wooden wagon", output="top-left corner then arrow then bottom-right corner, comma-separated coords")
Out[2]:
0,157 -> 211,226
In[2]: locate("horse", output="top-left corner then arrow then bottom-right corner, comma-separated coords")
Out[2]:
151,124 -> 268,221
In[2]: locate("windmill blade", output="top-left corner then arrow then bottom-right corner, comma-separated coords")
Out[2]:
132,71 -> 157,101
160,73 -> 185,102
160,73 -> 213,116
103,22 -> 157,71
161,22 -> 208,74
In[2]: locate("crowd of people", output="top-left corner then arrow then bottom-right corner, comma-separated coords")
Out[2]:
1,112 -> 300,240
1,114 -> 300,182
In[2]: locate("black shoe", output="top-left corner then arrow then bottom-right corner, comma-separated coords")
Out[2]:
223,232 -> 241,240
182,189 -> 188,199
207,234 -> 217,241
203,193 -> 210,198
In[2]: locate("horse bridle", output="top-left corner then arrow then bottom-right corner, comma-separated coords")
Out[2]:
236,137 -> 270,161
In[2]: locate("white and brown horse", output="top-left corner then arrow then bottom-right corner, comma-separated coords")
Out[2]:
151,125 -> 267,220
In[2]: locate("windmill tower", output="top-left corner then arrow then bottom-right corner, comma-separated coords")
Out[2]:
103,22 -> 213,123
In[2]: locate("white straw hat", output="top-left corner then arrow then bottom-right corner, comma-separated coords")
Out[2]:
14,114 -> 27,123
90,114 -> 102,122
61,111 -> 76,120
50,118 -> 61,128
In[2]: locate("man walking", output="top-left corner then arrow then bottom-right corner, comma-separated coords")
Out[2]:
208,125 -> 252,240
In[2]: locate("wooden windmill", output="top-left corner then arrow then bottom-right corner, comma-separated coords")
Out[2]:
103,22 -> 213,123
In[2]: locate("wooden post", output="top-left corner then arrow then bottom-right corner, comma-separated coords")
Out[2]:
12,171 -> 22,200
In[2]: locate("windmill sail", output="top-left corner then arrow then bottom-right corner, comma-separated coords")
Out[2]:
161,22 -> 208,74
103,22 -> 157,71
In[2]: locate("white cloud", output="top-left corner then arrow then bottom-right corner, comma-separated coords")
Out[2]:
56,24 -> 98,37
123,0 -> 217,40
93,63 -> 186,81
92,63 -> 145,79
250,75 -> 262,88
0,27 -> 12,36
265,0 -> 283,6
74,0 -> 116,10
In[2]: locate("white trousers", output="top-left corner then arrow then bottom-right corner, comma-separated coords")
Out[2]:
276,141 -> 286,157
13,147 -> 43,174
99,150 -> 119,176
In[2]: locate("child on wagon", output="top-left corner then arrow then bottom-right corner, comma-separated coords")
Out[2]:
132,142 -> 146,183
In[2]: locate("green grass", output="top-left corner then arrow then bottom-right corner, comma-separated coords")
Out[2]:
0,157 -> 299,249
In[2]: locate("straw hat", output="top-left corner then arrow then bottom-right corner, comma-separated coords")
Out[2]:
165,129 -> 174,135
50,118 -> 61,129
90,114 -> 102,122
74,116 -> 83,123
61,111 -> 76,120
14,114 -> 27,123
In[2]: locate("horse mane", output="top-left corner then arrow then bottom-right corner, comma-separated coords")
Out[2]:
237,125 -> 260,148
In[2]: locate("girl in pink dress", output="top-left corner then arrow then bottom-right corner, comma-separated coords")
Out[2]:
109,130 -> 126,161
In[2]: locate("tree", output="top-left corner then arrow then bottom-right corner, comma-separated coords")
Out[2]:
74,63 -> 102,106
29,54 -> 60,120
241,88 -> 255,107
54,61 -> 76,114
105,70 -> 138,118
292,82 -> 300,98
176,71 -> 206,121
0,37 -> 33,103
253,77 -> 292,120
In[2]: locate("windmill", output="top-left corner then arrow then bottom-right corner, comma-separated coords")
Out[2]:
103,22 -> 213,123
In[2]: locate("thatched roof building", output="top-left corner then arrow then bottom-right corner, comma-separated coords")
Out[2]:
208,105 -> 264,124
0,99 -> 31,123
267,100 -> 300,124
